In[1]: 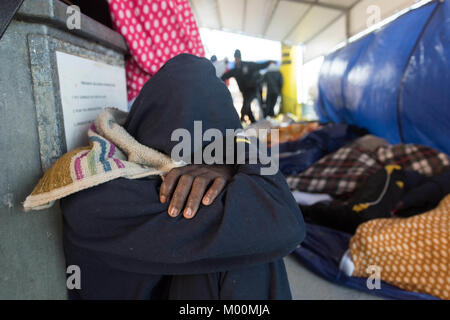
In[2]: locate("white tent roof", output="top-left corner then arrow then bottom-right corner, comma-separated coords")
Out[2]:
190,0 -> 420,62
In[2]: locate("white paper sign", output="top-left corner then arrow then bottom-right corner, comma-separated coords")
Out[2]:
56,51 -> 128,151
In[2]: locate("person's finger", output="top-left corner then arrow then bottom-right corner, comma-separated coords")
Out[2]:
160,167 -> 194,203
202,177 -> 226,205
168,174 -> 194,217
184,175 -> 211,219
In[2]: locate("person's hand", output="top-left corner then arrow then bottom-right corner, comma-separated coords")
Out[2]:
159,165 -> 235,219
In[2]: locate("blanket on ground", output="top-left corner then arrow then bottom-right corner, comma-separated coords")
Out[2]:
23,108 -> 184,211
287,144 -> 450,197
350,194 -> 450,300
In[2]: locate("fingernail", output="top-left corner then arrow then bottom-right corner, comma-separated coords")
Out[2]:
184,208 -> 192,217
203,197 -> 210,205
160,195 -> 166,203
169,207 -> 178,217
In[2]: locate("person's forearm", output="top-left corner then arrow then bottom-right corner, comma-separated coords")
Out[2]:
257,61 -> 272,70
221,70 -> 233,81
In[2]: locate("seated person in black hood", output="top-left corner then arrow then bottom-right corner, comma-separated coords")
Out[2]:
60,54 -> 305,300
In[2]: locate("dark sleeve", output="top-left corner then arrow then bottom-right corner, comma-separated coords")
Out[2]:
247,61 -> 272,71
221,68 -> 237,81
278,72 -> 284,91
431,169 -> 450,195
61,155 -> 305,275
396,169 -> 450,217
255,61 -> 272,71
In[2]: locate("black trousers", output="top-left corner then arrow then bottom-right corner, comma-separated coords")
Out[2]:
65,242 -> 292,300
169,259 -> 291,300
241,89 -> 259,123
265,93 -> 279,117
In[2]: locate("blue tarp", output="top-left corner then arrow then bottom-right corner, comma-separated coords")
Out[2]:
316,0 -> 450,155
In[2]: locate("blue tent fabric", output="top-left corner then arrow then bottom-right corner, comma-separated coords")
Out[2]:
316,1 -> 450,154
292,223 -> 440,300
399,0 -> 450,155
316,34 -> 375,124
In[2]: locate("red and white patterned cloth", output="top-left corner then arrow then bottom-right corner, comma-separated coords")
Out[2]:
107,0 -> 205,100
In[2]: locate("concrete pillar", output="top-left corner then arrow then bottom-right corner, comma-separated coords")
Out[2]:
0,0 -> 127,299
280,43 -> 301,118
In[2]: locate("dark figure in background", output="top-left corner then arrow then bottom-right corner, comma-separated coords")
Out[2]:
262,63 -> 283,118
221,49 -> 273,123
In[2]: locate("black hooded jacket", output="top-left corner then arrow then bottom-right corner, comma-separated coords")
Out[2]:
61,54 -> 305,276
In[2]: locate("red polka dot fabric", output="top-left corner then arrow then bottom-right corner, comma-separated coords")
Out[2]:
107,0 -> 205,100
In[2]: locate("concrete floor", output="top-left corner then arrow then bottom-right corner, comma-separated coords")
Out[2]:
284,254 -> 383,300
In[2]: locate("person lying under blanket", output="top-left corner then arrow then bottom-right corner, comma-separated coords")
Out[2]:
300,165 -> 450,234
24,54 -> 305,300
